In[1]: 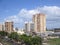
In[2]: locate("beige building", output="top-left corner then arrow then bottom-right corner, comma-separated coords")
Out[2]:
33,13 -> 46,33
5,21 -> 14,33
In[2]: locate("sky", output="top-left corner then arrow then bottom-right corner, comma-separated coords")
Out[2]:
0,0 -> 60,29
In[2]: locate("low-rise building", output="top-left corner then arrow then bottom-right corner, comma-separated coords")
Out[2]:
14,28 -> 25,35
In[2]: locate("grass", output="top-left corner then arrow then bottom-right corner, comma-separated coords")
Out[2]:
48,38 -> 60,45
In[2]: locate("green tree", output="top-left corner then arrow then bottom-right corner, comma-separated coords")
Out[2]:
0,31 -> 8,36
20,34 -> 42,45
20,34 -> 32,45
31,36 -> 42,45
8,33 -> 42,45
8,32 -> 19,41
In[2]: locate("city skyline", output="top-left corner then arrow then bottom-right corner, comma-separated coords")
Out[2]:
0,0 -> 60,29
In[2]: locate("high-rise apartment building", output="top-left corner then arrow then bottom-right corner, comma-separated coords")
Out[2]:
25,22 -> 34,33
33,13 -> 46,33
5,21 -> 14,33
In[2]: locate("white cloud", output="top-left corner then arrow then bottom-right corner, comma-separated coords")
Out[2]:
18,9 -> 40,19
4,9 -> 40,28
4,6 -> 60,28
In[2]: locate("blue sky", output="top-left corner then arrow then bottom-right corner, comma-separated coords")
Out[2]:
0,0 -> 60,29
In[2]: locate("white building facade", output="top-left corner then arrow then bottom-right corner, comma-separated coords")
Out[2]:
25,22 -> 34,33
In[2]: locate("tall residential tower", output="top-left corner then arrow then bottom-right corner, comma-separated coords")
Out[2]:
33,13 -> 46,33
5,21 -> 14,33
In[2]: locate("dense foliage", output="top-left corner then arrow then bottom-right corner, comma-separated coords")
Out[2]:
0,31 -> 42,45
0,31 -> 8,36
8,32 -> 19,41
